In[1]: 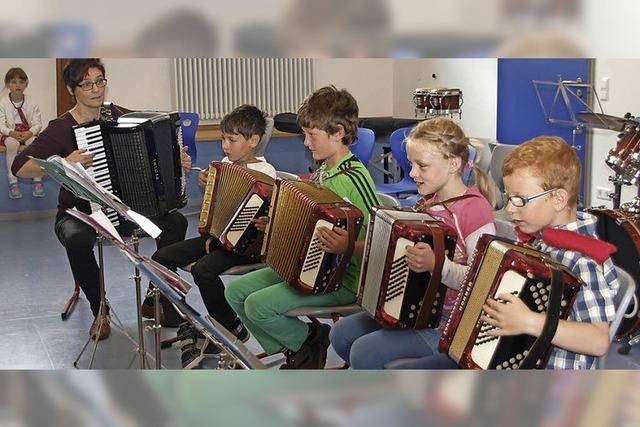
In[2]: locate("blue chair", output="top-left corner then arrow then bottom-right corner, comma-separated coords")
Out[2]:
349,127 -> 376,166
179,112 -> 200,164
375,127 -> 418,196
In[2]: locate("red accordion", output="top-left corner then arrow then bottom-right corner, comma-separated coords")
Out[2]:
357,207 -> 458,328
439,234 -> 583,369
198,161 -> 274,258
262,179 -> 363,294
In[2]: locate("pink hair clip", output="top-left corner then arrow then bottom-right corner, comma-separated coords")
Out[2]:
465,160 -> 474,169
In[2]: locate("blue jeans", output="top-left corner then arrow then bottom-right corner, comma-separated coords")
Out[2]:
329,312 -> 442,369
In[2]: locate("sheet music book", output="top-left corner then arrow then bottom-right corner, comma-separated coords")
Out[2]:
31,155 -> 161,238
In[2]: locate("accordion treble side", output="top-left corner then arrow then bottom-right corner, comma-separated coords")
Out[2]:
198,161 -> 274,258
357,207 -> 458,329
262,179 -> 363,294
73,111 -> 187,222
439,234 -> 583,370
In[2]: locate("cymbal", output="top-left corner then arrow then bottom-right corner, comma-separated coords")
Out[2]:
576,111 -> 627,131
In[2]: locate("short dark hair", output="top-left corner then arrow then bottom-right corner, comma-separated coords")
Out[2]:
220,104 -> 267,140
63,58 -> 106,91
297,85 -> 359,145
4,67 -> 28,84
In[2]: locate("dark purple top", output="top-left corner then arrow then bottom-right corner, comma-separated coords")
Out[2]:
12,104 -> 128,219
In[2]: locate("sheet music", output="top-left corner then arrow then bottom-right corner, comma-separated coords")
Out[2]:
30,155 -> 163,239
90,210 -> 124,244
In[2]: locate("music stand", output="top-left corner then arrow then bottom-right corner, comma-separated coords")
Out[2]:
68,209 -> 265,369
31,155 -> 161,369
532,77 -> 633,207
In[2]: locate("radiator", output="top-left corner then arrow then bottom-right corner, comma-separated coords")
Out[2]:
172,58 -> 314,120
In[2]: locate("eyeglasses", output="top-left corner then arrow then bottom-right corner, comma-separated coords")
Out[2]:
502,188 -> 558,208
77,78 -> 107,91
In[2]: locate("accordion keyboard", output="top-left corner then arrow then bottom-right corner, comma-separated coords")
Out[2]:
383,237 -> 412,320
299,219 -> 333,286
225,194 -> 264,246
74,122 -> 119,226
471,270 -> 526,369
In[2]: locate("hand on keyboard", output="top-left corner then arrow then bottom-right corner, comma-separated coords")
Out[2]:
317,225 -> 349,254
66,149 -> 95,168
251,216 -> 269,232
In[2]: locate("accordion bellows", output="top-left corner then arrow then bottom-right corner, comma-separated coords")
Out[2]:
358,207 -> 457,329
198,161 -> 274,258
262,179 -> 363,294
439,235 -> 582,370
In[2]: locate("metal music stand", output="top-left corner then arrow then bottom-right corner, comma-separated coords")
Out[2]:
72,233 -> 154,369
533,77 -> 631,207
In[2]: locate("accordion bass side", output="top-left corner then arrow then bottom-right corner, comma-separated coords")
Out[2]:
262,180 -> 363,294
357,207 -> 458,329
439,234 -> 583,370
73,111 -> 187,221
198,162 -> 275,258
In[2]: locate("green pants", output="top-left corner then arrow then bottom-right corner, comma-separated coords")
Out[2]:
225,267 -> 357,355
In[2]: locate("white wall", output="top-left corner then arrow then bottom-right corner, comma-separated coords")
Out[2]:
313,59 -> 394,117
102,59 -> 172,111
392,59 -> 498,139
590,59 -> 640,208
0,59 -> 57,126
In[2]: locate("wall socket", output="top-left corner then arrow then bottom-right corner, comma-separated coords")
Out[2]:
596,186 -> 612,201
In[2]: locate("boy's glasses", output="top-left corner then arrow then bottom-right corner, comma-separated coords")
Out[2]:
502,188 -> 558,208
77,78 -> 107,91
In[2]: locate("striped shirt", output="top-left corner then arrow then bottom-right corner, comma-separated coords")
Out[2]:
313,153 -> 380,293
533,211 -> 619,369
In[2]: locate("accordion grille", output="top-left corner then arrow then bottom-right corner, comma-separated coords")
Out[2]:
359,214 -> 393,314
266,181 -> 344,280
108,130 -> 159,217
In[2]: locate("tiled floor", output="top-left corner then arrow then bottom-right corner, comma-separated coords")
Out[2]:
0,214 -> 638,370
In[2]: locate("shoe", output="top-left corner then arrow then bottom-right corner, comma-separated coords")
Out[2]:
279,323 -> 330,370
141,294 -> 182,327
32,182 -> 44,197
9,184 -> 21,199
140,295 -> 158,319
202,320 -> 251,355
178,320 -> 251,368
89,314 -> 111,340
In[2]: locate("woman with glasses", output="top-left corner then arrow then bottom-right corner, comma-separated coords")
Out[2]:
12,59 -> 189,341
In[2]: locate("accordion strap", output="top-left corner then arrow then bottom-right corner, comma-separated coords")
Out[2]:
325,206 -> 360,293
414,223 -> 446,329
519,265 -> 564,369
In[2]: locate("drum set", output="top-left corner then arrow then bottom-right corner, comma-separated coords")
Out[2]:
412,87 -> 463,119
590,115 -> 640,352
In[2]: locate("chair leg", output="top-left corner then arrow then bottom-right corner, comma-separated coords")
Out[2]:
61,280 -> 81,321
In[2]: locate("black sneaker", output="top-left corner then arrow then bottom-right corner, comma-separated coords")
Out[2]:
279,323 -> 330,370
199,320 -> 251,356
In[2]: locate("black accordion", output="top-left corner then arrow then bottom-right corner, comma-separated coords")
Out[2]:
72,111 -> 187,225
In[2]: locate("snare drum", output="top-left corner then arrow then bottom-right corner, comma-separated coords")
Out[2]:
588,207 -> 640,338
605,121 -> 640,184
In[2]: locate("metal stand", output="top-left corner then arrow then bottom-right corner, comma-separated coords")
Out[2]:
130,233 -> 149,369
73,236 -> 154,369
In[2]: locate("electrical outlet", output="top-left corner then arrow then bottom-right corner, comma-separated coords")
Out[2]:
596,186 -> 612,201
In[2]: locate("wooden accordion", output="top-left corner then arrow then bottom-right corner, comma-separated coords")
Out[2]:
262,179 -> 363,294
73,111 -> 187,225
198,161 -> 275,258
439,234 -> 583,369
357,207 -> 458,328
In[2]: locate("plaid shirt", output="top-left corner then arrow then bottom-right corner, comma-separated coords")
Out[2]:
531,211 -> 619,369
